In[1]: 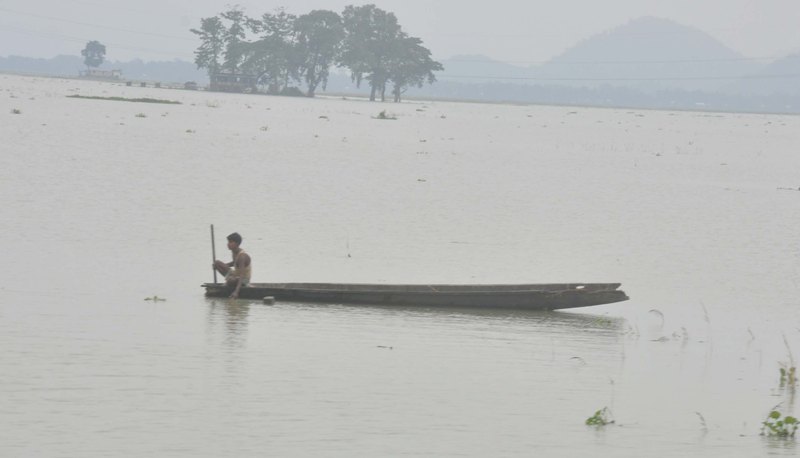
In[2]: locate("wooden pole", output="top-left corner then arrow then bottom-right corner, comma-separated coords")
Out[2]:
211,224 -> 218,284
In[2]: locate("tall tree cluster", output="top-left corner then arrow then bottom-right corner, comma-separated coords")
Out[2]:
191,4 -> 442,101
81,41 -> 106,70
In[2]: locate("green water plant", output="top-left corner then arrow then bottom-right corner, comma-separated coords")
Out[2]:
761,411 -> 798,437
779,335 -> 797,389
780,365 -> 797,388
585,407 -> 614,426
135,112 -> 147,118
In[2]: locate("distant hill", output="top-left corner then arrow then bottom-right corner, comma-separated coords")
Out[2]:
729,53 -> 800,96
434,17 -> 770,94
535,16 -> 761,92
438,54 -> 530,83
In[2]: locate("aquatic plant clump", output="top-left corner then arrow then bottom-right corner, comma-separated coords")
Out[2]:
586,407 -> 614,426
374,110 -> 397,120
761,411 -> 798,437
780,366 -> 797,388
67,95 -> 181,104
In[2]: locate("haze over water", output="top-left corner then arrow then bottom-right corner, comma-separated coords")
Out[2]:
1,74 -> 799,456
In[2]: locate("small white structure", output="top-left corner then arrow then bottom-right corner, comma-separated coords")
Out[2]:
80,69 -> 122,80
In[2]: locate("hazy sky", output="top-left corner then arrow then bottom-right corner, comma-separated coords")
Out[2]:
1,0 -> 799,63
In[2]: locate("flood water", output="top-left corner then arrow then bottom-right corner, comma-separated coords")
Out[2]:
1,74 -> 799,456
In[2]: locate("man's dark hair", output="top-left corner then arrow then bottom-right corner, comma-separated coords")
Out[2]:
227,232 -> 242,245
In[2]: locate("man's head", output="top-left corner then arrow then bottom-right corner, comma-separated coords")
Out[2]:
227,232 -> 242,250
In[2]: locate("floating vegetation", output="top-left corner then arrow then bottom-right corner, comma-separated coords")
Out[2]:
374,110 -> 397,120
779,335 -> 797,389
67,95 -> 181,104
11,108 -> 21,114
585,407 -> 614,426
185,129 -> 196,134
761,410 -> 798,437
144,296 -> 166,302
260,125 -> 269,131
780,366 -> 797,388
135,113 -> 147,118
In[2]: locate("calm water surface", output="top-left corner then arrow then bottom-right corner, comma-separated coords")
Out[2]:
1,75 -> 799,456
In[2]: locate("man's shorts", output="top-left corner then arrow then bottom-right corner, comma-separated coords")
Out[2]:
225,271 -> 250,286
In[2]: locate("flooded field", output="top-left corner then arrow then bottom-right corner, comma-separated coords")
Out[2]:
1,73 -> 799,457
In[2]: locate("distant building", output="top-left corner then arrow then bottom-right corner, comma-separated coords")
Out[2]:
209,72 -> 257,93
80,68 -> 122,80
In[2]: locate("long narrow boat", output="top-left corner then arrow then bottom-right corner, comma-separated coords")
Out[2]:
202,282 -> 628,310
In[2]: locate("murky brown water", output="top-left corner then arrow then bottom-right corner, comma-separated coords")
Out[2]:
1,74 -> 799,456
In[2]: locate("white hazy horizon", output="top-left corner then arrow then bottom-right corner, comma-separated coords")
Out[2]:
1,0 -> 799,64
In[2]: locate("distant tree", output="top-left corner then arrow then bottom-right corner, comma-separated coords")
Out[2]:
294,10 -> 344,97
340,4 -> 402,101
190,16 -> 225,75
388,36 -> 443,102
220,7 -> 249,73
81,41 -> 106,70
242,8 -> 300,93
189,4 -> 441,100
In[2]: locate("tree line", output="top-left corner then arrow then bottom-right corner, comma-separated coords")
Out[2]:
191,4 -> 443,102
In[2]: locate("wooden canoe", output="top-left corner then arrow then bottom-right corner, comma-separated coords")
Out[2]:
202,282 -> 629,310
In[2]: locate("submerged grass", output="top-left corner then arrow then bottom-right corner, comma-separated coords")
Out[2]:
67,95 -> 181,105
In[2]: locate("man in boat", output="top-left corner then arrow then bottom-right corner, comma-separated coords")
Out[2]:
213,232 -> 251,299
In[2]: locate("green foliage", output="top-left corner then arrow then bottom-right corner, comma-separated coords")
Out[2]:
387,35 -> 444,102
242,8 -> 300,94
190,4 -> 442,101
779,336 -> 797,389
81,40 -> 106,69
585,407 -> 614,426
220,8 -> 248,72
295,9 -> 345,96
340,4 -> 401,101
190,16 -> 225,75
761,411 -> 798,437
780,366 -> 797,388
